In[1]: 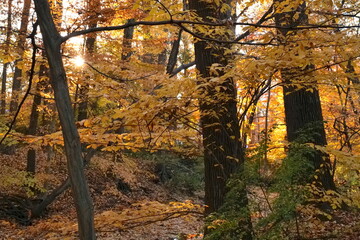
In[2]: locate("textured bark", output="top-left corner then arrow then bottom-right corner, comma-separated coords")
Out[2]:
189,0 -> 250,223
10,0 -> 31,113
33,0 -> 95,239
275,0 -> 335,190
190,2 -> 252,237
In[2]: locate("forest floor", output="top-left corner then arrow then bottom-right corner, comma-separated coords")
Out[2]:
0,148 -> 360,239
0,149 -> 204,239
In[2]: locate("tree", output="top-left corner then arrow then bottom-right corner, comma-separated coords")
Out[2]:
33,0 -> 95,239
1,0 -> 359,238
1,0 -> 13,114
77,0 -> 100,121
10,0 -> 31,113
26,63 -> 47,174
274,0 -> 336,190
189,0 -> 252,238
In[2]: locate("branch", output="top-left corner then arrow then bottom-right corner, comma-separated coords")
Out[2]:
155,0 -> 173,21
0,21 -> 39,146
60,12 -> 360,45
30,147 -> 97,218
235,3 -> 275,41
170,61 -> 195,77
166,29 -> 182,74
86,62 -> 157,83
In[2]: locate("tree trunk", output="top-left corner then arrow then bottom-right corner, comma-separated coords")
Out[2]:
33,1 -> 95,239
275,1 -> 335,190
345,60 -> 360,98
166,30 -> 182,75
189,0 -> 243,214
121,19 -> 135,62
31,148 -> 96,218
77,0 -> 100,121
10,0 -> 31,113
189,0 -> 252,232
1,63 -> 9,115
26,64 -> 48,174
1,0 -> 13,114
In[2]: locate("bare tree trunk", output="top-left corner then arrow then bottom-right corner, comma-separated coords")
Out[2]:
1,63 -> 9,115
10,0 -> 31,113
166,30 -> 182,75
26,64 -> 48,174
121,19 -> 135,62
33,1 -> 95,239
1,0 -> 13,114
77,0 -> 100,121
31,148 -> 96,218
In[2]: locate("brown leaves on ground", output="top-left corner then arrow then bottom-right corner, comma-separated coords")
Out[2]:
0,150 -> 204,239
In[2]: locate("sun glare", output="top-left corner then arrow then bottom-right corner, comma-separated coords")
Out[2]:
73,56 -> 85,67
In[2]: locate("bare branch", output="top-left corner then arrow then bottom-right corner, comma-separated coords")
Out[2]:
170,61 -> 195,77
61,14 -> 359,45
0,21 -> 39,146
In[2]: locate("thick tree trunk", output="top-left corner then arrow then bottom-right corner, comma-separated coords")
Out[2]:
33,1 -> 95,239
189,2 -> 252,236
10,0 -> 31,113
275,1 -> 335,190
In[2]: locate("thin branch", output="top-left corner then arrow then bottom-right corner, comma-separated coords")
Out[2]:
61,14 -> 359,45
155,0 -> 173,21
235,3 -> 275,41
0,21 -> 38,146
170,61 -> 195,77
28,92 -> 55,100
86,62 -> 157,83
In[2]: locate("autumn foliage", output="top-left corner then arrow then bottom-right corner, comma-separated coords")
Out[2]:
0,0 -> 360,239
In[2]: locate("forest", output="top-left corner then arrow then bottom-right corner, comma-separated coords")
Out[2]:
0,0 -> 359,239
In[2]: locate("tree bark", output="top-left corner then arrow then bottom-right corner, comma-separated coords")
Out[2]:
275,0 -> 335,190
189,1 -> 252,237
31,147 -> 96,218
77,0 -> 100,121
33,0 -> 95,239
189,0 -> 243,215
121,19 -> 135,62
10,0 -> 31,113
26,64 -> 48,174
189,0 -> 252,232
1,0 -> 13,114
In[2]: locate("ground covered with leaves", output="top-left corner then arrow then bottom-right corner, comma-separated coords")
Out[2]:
0,149 -> 359,239
0,149 -> 204,239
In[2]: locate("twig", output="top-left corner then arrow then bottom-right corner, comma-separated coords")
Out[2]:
0,21 -> 39,146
